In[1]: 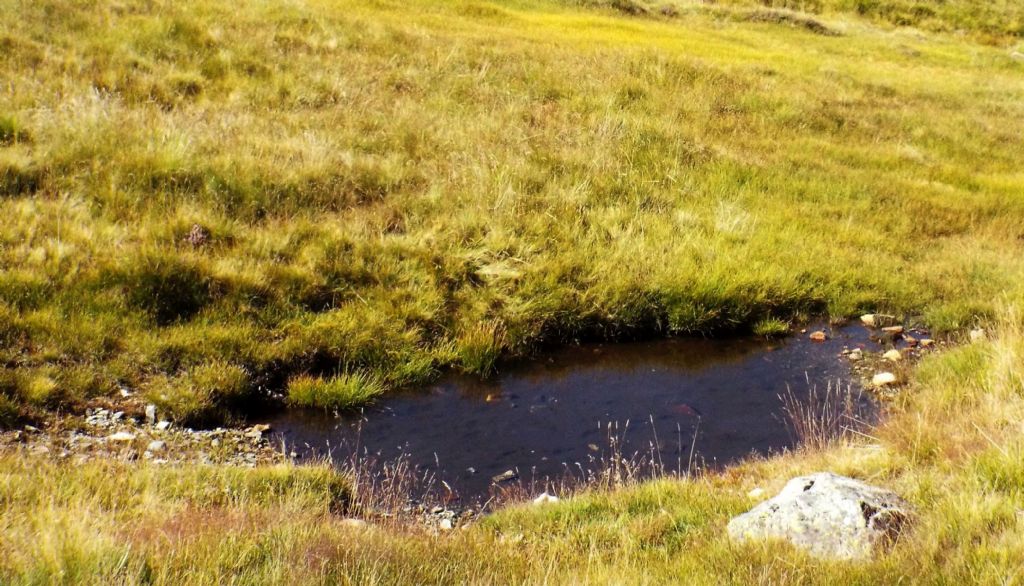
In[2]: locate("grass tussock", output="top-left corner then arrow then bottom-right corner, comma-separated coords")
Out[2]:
0,0 -> 1023,425
287,373 -> 386,412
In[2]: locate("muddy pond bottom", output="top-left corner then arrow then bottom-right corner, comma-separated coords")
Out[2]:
270,326 -> 882,501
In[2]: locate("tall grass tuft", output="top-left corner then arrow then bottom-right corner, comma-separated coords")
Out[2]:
456,321 -> 506,376
780,380 -> 870,451
145,361 -> 252,424
287,372 -> 386,412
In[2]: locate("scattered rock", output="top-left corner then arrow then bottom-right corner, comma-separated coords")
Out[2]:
155,420 -> 171,431
107,432 -> 136,442
727,472 -> 912,559
147,440 -> 166,453
145,404 -> 157,425
848,348 -> 863,361
533,492 -> 560,505
920,338 -> 935,348
881,326 -> 904,335
903,335 -> 918,347
438,518 -> 454,531
883,349 -> 903,362
970,328 -> 987,343
860,314 -> 877,327
492,469 -> 518,484
872,372 -> 898,387
809,330 -> 828,342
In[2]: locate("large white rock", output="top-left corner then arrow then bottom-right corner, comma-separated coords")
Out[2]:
727,472 -> 911,559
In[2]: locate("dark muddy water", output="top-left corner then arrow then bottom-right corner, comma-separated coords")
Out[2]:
270,325 -> 885,501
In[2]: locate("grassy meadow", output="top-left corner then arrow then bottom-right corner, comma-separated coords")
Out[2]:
2,0 -> 1023,422
3,0 -> 1024,583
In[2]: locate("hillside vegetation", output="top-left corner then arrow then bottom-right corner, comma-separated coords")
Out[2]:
2,0 -> 1023,424
595,0 -> 1024,44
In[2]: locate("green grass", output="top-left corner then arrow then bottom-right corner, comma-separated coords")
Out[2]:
752,316 -> 791,337
1,0 -> 1022,422
287,372 -> 386,412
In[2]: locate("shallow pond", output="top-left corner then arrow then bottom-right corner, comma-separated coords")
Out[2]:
270,325 -> 884,501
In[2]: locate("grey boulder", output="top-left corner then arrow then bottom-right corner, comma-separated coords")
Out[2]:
727,472 -> 911,559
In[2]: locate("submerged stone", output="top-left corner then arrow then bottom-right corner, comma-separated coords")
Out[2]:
492,470 -> 518,484
727,472 -> 912,559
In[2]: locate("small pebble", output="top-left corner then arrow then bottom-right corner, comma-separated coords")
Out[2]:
872,372 -> 898,387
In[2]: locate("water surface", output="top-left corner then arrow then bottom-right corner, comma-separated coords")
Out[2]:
270,325 -> 881,500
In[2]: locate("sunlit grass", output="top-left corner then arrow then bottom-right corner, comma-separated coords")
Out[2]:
0,0 -> 1022,425
287,373 -> 386,412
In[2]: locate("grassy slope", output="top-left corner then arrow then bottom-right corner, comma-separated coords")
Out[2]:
3,311 -> 1023,584
2,1 -> 1024,583
2,0 -> 1024,421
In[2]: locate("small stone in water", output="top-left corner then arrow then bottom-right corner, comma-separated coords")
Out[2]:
809,331 -> 827,342
883,349 -> 903,362
881,326 -> 904,335
492,470 -> 518,484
